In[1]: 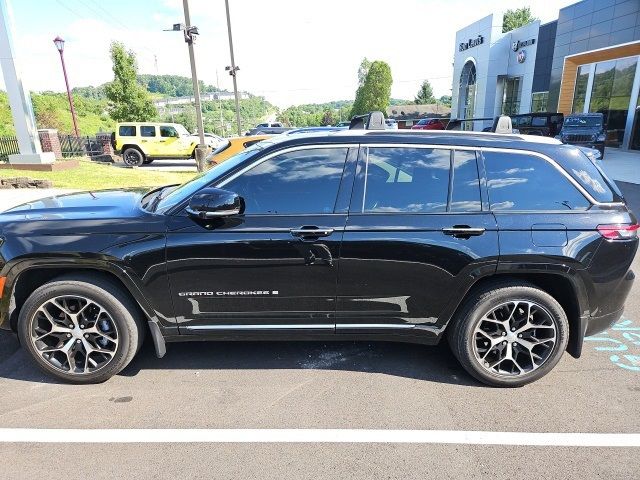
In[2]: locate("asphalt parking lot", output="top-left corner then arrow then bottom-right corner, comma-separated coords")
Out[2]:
0,184 -> 638,479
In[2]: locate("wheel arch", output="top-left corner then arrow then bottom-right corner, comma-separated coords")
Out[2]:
445,272 -> 588,359
121,144 -> 147,157
6,264 -> 166,357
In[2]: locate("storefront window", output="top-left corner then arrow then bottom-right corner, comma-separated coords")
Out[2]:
458,61 -> 477,129
502,77 -> 521,116
531,92 -> 548,112
572,65 -> 590,113
589,57 -> 637,147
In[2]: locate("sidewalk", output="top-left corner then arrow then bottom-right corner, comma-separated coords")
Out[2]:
599,148 -> 640,185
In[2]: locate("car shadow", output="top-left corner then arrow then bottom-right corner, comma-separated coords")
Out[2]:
0,331 -> 482,387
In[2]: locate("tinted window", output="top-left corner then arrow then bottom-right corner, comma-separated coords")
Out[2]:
485,151 -> 590,211
363,147 -> 449,213
160,126 -> 178,138
225,148 -> 348,215
531,116 -> 547,127
451,150 -> 481,212
140,126 -> 156,137
119,125 -> 136,137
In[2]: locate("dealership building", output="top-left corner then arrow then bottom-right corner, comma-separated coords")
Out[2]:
451,0 -> 640,150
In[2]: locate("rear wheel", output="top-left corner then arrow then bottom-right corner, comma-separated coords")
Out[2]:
18,276 -> 144,384
123,147 -> 144,167
447,283 -> 568,387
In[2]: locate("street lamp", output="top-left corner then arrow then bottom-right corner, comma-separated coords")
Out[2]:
53,36 -> 79,137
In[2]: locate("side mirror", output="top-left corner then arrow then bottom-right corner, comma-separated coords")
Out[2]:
186,188 -> 244,219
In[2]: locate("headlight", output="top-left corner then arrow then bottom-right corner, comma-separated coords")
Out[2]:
597,133 -> 606,142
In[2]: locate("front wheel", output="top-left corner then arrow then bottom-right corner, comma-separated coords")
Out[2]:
18,276 -> 144,384
447,283 -> 568,387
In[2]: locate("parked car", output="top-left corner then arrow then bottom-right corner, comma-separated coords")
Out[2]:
112,122 -> 198,166
411,118 -> 446,130
206,134 -> 271,165
335,121 -> 351,128
245,124 -> 293,135
446,117 -> 493,131
1,112 -> 635,386
507,113 -> 564,137
191,132 -> 225,149
558,113 -> 606,158
385,119 -> 399,130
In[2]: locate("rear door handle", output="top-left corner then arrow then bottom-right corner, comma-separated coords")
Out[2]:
290,227 -> 334,239
442,226 -> 486,238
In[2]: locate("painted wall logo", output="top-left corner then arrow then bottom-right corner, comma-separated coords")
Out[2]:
517,50 -> 526,64
459,35 -> 484,52
512,38 -> 536,52
584,318 -> 640,372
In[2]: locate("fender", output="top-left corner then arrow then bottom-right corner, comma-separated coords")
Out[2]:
0,258 -> 169,357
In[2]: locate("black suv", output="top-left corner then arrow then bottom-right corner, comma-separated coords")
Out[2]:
558,113 -> 606,157
0,113 -> 636,386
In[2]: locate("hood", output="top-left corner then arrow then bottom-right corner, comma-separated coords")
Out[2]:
0,189 -> 165,235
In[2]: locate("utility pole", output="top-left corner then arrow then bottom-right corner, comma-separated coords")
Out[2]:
166,0 -> 207,170
216,69 -> 224,136
224,0 -> 242,136
53,36 -> 79,137
181,0 -> 205,146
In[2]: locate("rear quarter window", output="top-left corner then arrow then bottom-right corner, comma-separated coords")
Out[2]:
484,150 -> 590,211
118,125 -> 136,136
560,148 -> 616,202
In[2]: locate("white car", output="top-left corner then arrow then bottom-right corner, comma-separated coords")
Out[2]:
190,132 -> 225,149
385,119 -> 399,130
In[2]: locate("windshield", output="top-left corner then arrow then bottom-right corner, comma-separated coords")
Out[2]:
417,119 -> 429,125
564,116 -> 602,127
155,140 -> 274,212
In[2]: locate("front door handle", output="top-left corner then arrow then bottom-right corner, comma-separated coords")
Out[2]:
442,226 -> 486,238
290,227 -> 334,239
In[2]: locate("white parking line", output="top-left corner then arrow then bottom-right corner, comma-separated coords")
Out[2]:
0,429 -> 638,446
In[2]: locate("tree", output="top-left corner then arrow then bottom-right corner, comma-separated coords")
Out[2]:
502,7 -> 538,33
105,42 -> 157,122
350,60 -> 393,118
321,109 -> 336,126
357,58 -> 372,88
414,80 -> 435,104
438,95 -> 452,107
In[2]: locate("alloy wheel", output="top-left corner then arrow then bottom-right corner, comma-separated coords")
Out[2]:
29,295 -> 119,375
472,300 -> 557,377
124,150 -> 141,166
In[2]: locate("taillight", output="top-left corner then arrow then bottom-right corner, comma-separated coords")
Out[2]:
597,224 -> 640,240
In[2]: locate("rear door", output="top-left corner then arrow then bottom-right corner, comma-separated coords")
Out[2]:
336,144 -> 499,336
139,125 -> 158,156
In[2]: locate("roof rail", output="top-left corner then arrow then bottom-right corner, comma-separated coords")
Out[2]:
349,111 -> 386,130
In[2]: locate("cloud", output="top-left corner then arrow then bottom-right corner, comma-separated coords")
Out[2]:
2,0 -> 577,108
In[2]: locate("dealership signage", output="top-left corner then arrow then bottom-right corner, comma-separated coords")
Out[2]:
512,38 -> 535,52
459,35 -> 484,52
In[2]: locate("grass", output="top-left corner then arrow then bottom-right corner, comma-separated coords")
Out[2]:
0,158 -> 197,190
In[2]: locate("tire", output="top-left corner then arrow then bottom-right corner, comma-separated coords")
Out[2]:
122,147 -> 144,167
17,275 -> 145,384
447,282 -> 569,387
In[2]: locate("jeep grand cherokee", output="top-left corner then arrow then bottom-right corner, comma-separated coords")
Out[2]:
0,113 -> 636,386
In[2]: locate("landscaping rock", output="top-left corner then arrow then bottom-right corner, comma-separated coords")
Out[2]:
0,177 -> 55,189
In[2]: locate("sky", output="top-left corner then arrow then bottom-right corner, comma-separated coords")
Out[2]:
2,0 -> 576,108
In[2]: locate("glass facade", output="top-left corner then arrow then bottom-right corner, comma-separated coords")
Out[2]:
531,92 -> 549,112
571,65 -> 590,113
501,77 -> 522,116
588,57 -> 638,148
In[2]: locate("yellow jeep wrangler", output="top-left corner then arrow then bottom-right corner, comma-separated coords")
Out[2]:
112,122 -> 198,166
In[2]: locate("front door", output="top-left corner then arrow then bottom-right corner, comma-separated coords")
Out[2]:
166,145 -> 357,333
156,125 -> 191,157
336,145 -> 499,338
